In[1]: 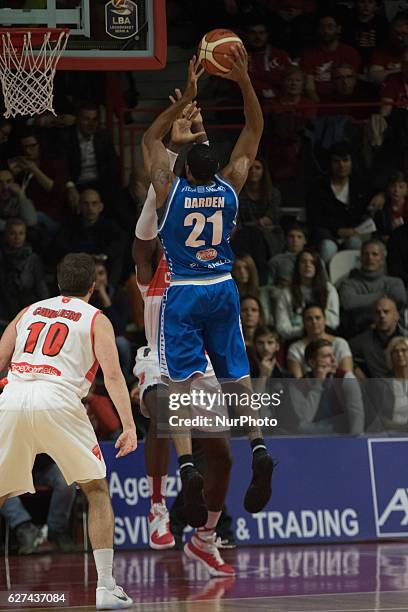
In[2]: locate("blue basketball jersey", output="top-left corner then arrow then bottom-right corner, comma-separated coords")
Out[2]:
158,174 -> 238,279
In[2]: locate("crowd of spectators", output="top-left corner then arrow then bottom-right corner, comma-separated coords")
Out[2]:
5,0 -> 408,553
1,2 -> 408,432
2,2 -> 408,422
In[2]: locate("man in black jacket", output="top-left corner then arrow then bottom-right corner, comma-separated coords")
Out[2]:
52,189 -> 125,287
63,103 -> 119,213
306,141 -> 369,263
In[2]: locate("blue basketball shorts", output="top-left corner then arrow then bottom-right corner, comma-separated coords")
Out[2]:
159,277 -> 249,382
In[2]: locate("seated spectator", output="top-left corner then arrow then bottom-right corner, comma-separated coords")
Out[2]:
234,254 -> 275,322
90,261 -> 131,379
287,304 -> 353,377
374,171 -> 408,240
238,157 -> 283,257
300,13 -> 361,101
0,118 -> 13,165
339,239 -> 406,336
264,66 -> 317,119
0,218 -> 48,321
63,103 -> 119,212
369,11 -> 408,82
380,48 -> 408,116
0,167 -> 37,233
349,296 -> 408,378
268,220 -> 308,287
240,295 -> 265,348
368,336 -> 408,432
251,324 -> 292,384
231,224 -> 270,285
387,212 -> 408,284
0,455 -> 77,554
52,189 -> 125,287
288,338 -> 365,434
326,62 -> 379,120
306,141 -> 370,264
343,0 -> 389,68
262,70 -> 316,204
245,21 -> 292,99
232,255 -> 260,298
265,0 -> 317,57
275,248 -> 340,341
8,130 -> 69,233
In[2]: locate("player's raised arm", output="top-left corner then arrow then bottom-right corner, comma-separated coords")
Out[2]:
134,100 -> 206,282
93,313 -> 137,457
142,57 -> 204,208
220,45 -> 264,194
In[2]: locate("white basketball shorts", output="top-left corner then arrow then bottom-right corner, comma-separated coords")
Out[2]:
0,381 -> 106,499
133,345 -> 228,431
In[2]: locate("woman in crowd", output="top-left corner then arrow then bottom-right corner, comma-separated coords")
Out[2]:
233,254 -> 274,322
275,248 -> 340,341
240,295 -> 265,348
370,337 -> 408,432
375,171 -> 408,241
287,304 -> 353,377
232,255 -> 260,299
266,66 -> 317,120
238,157 -> 284,258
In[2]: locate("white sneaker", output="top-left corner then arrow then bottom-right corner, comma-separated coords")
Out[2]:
148,503 -> 175,550
184,532 -> 235,577
96,583 -> 133,610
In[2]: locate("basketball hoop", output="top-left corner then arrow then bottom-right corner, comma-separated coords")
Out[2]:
0,28 -> 69,118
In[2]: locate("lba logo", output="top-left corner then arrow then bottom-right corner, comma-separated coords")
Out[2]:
368,439 -> 408,537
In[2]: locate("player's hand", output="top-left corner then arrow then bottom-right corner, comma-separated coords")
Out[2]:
170,88 -> 204,127
115,427 -> 137,458
183,55 -> 204,101
218,44 -> 248,82
170,115 -> 205,146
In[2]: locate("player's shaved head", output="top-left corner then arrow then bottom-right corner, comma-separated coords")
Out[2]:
57,252 -> 97,297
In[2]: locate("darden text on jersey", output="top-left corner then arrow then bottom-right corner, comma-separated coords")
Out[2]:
184,196 -> 225,209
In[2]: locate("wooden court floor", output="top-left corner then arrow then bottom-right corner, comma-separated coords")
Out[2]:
1,542 -> 408,611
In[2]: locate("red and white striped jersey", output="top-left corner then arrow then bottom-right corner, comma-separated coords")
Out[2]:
136,255 -> 170,348
9,295 -> 100,398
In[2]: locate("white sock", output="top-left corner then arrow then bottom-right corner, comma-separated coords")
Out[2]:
93,548 -> 115,589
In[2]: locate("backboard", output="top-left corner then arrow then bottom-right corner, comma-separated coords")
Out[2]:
0,0 -> 167,70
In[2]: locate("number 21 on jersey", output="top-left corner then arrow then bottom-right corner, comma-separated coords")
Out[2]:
184,210 -> 223,248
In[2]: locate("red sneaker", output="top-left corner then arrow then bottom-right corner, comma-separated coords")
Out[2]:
184,532 -> 235,577
148,503 -> 175,550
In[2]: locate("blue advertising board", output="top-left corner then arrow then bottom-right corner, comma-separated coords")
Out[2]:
100,437 -> 408,549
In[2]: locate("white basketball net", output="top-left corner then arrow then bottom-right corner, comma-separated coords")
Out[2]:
0,30 -> 69,118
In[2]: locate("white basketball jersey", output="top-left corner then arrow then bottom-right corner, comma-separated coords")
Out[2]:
136,255 -> 170,348
9,295 -> 101,398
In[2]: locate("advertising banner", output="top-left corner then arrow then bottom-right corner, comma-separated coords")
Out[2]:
101,437 -> 408,549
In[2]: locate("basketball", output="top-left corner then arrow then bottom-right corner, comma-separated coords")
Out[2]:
197,28 -> 244,75
112,0 -> 126,7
